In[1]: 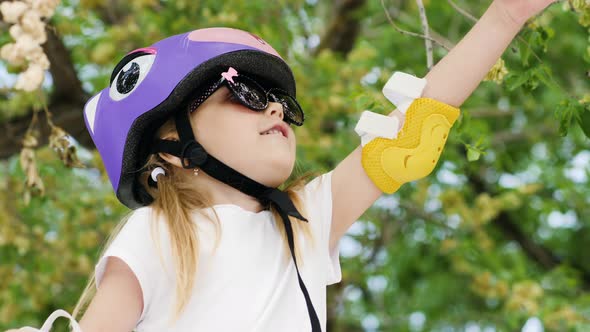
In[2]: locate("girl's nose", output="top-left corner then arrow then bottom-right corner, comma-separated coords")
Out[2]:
265,101 -> 284,120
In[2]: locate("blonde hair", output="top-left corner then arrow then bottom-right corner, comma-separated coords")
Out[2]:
73,116 -> 314,325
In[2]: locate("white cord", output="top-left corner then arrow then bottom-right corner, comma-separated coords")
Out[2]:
19,309 -> 83,332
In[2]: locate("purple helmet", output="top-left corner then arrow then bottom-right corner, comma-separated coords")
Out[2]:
83,28 -> 296,208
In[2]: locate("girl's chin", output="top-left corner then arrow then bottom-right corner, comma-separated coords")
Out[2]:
251,165 -> 294,187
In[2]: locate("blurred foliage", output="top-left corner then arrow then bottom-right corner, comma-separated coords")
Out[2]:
1,0 -> 590,331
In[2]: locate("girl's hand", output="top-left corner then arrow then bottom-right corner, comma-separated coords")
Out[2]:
495,0 -> 559,27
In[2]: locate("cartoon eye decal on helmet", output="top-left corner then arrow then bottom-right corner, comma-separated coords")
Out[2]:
109,48 -> 157,101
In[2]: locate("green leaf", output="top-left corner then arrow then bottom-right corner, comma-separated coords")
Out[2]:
555,98 -> 583,137
467,148 -> 481,162
519,40 -> 532,66
532,65 -> 559,91
578,107 -> 590,139
505,71 -> 530,91
465,144 -> 483,162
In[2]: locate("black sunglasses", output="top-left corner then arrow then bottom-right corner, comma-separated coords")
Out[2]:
189,67 -> 304,126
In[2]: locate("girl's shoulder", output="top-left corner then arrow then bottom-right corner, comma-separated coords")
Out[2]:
127,205 -> 155,222
126,205 -> 187,228
293,172 -> 334,233
118,206 -> 158,237
115,206 -> 177,249
298,171 -> 333,207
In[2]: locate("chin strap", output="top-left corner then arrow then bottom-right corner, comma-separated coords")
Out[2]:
150,110 -> 321,331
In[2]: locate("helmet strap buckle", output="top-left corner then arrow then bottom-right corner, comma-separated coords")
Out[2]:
180,140 -> 207,168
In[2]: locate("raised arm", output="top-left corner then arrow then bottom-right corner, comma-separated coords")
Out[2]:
329,0 -> 557,250
422,0 -> 557,106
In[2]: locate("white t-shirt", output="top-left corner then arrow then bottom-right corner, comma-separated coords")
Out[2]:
95,172 -> 341,332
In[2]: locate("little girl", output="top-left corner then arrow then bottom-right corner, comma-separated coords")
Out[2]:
7,0 -> 557,331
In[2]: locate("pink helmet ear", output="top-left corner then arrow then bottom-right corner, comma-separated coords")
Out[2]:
187,28 -> 282,58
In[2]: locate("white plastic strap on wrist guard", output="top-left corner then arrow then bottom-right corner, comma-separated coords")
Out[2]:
354,72 -> 427,146
19,309 -> 83,332
354,111 -> 399,146
382,71 -> 427,114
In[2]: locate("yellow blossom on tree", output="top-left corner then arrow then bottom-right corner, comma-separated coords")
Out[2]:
484,58 -> 509,84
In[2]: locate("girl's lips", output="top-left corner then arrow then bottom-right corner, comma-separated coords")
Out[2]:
260,122 -> 289,138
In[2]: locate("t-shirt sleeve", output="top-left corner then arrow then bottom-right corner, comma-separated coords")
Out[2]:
94,207 -> 166,324
300,171 -> 342,285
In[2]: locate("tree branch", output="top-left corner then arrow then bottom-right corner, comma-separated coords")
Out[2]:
469,107 -> 515,118
447,0 -> 478,22
415,0 -> 433,69
0,100 -> 92,158
380,0 -> 451,51
0,22 -> 91,158
314,0 -> 367,56
44,25 -> 87,104
399,201 -> 455,230
467,172 -> 590,287
491,124 -> 557,147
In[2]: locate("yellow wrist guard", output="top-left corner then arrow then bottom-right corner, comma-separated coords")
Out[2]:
361,98 -> 460,193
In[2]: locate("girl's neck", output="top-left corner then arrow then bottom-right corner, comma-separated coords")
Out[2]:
191,169 -> 266,213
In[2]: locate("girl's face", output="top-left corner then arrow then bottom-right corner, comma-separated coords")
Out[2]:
190,87 -> 297,188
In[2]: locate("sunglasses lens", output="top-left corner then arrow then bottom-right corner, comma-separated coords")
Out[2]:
230,78 -> 267,110
270,91 -> 304,126
221,70 -> 304,126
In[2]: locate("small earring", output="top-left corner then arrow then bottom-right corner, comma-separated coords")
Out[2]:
193,168 -> 200,176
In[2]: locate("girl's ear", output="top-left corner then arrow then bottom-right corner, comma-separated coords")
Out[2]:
156,132 -> 183,168
158,152 -> 184,168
